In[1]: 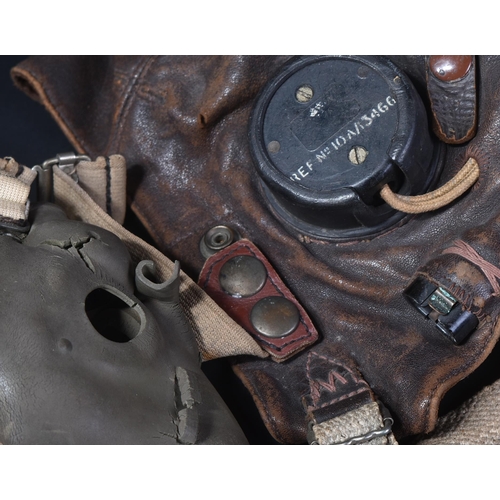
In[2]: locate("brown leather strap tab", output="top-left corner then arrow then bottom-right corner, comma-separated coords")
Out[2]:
303,351 -> 373,421
303,351 -> 396,444
199,239 -> 319,361
426,55 -> 477,144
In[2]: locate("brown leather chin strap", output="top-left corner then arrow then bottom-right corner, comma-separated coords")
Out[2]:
302,351 -> 397,445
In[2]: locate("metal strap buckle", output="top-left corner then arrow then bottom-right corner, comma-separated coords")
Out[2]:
337,406 -> 394,445
309,402 -> 394,445
32,152 -> 90,202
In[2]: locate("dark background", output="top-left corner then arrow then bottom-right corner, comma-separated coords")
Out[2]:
0,55 -> 276,444
0,56 -> 74,164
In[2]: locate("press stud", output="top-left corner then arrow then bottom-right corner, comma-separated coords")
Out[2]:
200,225 -> 239,259
250,296 -> 300,338
219,255 -> 267,298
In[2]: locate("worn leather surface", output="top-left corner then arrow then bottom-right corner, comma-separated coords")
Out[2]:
0,202 -> 247,444
12,55 -> 500,443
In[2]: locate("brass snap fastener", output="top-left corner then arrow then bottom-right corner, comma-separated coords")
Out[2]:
219,255 -> 267,298
250,296 -> 300,338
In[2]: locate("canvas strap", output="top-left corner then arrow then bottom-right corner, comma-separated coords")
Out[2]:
0,157 -> 37,230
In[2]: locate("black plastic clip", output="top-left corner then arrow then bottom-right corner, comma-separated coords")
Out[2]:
404,276 -> 478,345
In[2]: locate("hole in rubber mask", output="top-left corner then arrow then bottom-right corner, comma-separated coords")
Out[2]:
85,287 -> 145,343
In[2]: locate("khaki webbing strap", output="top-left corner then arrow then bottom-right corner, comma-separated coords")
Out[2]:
418,377 -> 500,445
52,166 -> 267,361
0,158 -> 37,225
311,401 -> 397,445
75,156 -> 127,225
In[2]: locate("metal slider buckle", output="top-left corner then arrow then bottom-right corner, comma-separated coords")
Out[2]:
337,405 -> 394,445
309,403 -> 394,445
32,152 -> 90,203
404,276 -> 479,344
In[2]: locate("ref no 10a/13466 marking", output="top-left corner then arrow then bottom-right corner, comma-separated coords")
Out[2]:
290,95 -> 397,183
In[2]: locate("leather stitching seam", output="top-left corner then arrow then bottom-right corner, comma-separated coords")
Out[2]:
306,352 -> 370,410
308,388 -> 371,413
108,56 -> 158,153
